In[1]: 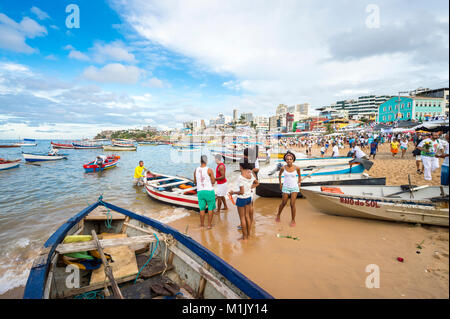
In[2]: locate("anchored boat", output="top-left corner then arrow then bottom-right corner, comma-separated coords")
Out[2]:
103,145 -> 137,151
23,198 -> 273,299
301,185 -> 449,226
51,141 -> 74,149
73,142 -> 103,149
0,158 -> 21,171
83,155 -> 120,173
22,152 -> 68,162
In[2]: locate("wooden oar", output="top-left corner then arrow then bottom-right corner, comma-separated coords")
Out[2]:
91,230 -> 124,299
385,185 -> 429,198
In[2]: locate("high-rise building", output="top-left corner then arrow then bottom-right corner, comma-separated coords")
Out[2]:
327,95 -> 391,120
241,112 -> 254,123
233,109 -> 239,122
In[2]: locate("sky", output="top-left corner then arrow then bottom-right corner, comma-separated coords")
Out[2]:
0,0 -> 448,139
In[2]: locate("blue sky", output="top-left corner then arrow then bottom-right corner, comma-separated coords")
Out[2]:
0,0 -> 448,138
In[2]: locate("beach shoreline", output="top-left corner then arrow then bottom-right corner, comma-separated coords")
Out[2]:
1,141 -> 448,299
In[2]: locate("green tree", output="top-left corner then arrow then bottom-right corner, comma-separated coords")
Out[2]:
326,123 -> 334,134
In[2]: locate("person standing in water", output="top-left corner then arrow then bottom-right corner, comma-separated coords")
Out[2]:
194,155 -> 216,229
229,161 -> 259,241
276,152 -> 301,227
133,160 -> 147,186
214,154 -> 228,214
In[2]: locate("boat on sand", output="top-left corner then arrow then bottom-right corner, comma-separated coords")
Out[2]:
23,197 -> 273,299
301,185 -> 449,226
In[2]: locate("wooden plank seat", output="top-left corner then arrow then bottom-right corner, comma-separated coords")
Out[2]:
56,235 -> 157,254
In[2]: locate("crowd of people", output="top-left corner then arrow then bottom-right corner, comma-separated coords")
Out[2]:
132,128 -> 448,241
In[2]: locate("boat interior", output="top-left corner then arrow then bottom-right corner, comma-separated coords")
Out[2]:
44,205 -> 248,299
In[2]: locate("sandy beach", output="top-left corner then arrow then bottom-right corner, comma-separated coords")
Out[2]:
2,142 -> 448,299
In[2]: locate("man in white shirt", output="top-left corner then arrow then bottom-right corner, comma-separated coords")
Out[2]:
436,132 -> 449,186
351,143 -> 369,160
331,142 -> 339,157
418,132 -> 443,181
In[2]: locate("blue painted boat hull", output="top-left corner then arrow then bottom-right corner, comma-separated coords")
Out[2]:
23,199 -> 274,299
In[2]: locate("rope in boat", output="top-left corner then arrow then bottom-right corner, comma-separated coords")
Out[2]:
97,195 -> 113,229
74,289 -> 104,299
162,234 -> 176,276
134,232 -> 159,284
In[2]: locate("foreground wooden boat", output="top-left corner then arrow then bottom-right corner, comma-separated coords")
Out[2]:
301,185 -> 449,226
23,197 -> 273,299
0,158 -> 21,170
260,162 -> 365,178
145,173 -> 200,211
83,155 -> 120,173
22,152 -> 68,162
103,145 -> 137,151
256,173 -> 386,197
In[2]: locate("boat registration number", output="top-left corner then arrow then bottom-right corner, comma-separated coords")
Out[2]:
340,197 -> 380,208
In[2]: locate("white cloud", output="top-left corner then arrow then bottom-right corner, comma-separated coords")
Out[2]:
144,77 -> 166,88
0,13 -> 47,53
82,63 -> 142,84
91,41 -> 136,63
30,6 -> 50,20
109,0 -> 449,111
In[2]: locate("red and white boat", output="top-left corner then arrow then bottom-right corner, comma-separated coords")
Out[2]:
51,141 -> 74,149
0,158 -> 21,171
144,173 -> 200,211
83,155 -> 120,173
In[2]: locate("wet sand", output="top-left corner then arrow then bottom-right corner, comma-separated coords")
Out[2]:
2,142 -> 448,299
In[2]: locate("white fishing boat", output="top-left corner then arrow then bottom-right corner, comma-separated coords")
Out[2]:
22,152 -> 68,162
301,185 -> 449,226
0,158 -> 21,170
13,139 -> 37,147
145,173 -> 200,211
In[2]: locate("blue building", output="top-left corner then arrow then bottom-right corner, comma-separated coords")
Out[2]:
378,96 -> 445,123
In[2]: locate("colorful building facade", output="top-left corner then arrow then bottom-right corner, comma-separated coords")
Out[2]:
378,96 -> 445,123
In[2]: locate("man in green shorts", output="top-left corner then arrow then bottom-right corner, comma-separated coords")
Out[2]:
194,155 -> 216,229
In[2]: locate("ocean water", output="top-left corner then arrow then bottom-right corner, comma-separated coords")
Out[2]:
0,140 -> 222,294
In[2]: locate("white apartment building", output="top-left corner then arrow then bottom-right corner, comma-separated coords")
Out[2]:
328,95 -> 391,120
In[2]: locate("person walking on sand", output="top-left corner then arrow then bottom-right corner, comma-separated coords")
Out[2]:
194,155 -> 216,229
417,132 -> 443,181
369,138 -> 379,159
331,142 -> 339,157
229,161 -> 259,241
390,138 -> 400,157
276,152 -> 301,227
214,154 -> 228,214
436,132 -> 449,186
400,137 -> 408,158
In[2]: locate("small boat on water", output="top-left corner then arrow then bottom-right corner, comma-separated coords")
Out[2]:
22,152 -> 68,162
301,185 -> 449,226
256,173 -> 387,197
103,145 -> 137,151
23,197 -> 273,299
73,142 -> 103,149
112,139 -> 135,147
0,144 -> 20,148
51,141 -> 74,149
0,158 -> 21,171
83,155 -> 120,173
145,173 -> 201,211
13,139 -> 37,147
